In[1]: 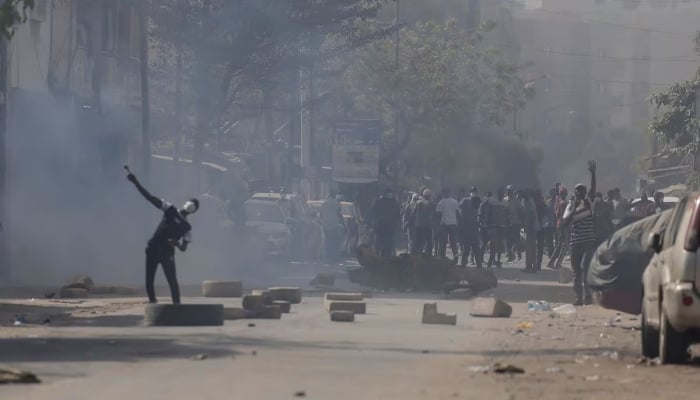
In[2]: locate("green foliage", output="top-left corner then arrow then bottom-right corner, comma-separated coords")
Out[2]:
339,19 -> 536,186
0,0 -> 34,40
649,73 -> 700,149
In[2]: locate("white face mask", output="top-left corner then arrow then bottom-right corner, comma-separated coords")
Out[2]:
183,201 -> 197,213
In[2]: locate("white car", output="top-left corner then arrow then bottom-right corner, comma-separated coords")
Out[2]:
642,192 -> 700,364
245,199 -> 292,258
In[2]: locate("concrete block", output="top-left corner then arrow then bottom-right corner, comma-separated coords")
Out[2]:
327,301 -> 366,314
324,292 -> 363,302
273,300 -> 291,313
330,310 -> 355,322
59,287 -> 89,299
469,298 -> 512,318
310,272 -> 336,287
256,305 -> 282,319
202,280 -> 243,298
242,294 -> 266,311
223,307 -> 246,320
268,287 -> 302,304
251,290 -> 274,305
421,303 -> 457,325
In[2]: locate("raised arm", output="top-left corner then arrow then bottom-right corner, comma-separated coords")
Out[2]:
587,160 -> 597,202
125,167 -> 163,210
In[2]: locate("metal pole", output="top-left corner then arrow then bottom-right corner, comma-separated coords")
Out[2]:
139,1 -> 151,180
393,0 -> 400,191
0,39 -> 7,282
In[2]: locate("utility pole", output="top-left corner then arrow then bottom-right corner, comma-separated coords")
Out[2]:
173,45 -> 183,164
0,39 -> 7,282
139,0 -> 151,180
393,0 -> 400,191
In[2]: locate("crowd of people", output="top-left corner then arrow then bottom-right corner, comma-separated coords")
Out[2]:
363,160 -> 671,306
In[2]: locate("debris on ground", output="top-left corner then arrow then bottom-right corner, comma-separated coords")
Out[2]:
585,375 -> 600,382
470,298 -> 512,318
330,310 -> 355,322
191,354 -> 208,361
247,323 -> 256,328
59,287 -> 89,299
294,390 -> 307,397
64,275 -> 95,291
552,304 -> 577,315
605,315 -> 623,327
492,363 -> 525,374
13,315 -> 27,326
466,365 -> 491,373
445,288 -> 474,300
422,303 -> 457,325
545,367 -> 563,373
326,301 -> 366,314
0,367 -> 41,384
527,300 -> 552,312
516,321 -> 534,330
601,350 -> 620,360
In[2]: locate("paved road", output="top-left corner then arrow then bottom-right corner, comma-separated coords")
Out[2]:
1,263 -> 699,400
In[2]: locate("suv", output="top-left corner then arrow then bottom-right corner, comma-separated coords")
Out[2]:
643,193 -> 700,364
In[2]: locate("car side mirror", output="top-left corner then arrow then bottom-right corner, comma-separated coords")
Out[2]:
649,233 -> 662,254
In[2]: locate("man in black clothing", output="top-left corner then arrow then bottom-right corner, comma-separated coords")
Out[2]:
126,167 -> 199,304
371,188 -> 401,257
459,196 -> 482,268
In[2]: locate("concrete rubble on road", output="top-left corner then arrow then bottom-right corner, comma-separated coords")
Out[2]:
0,367 -> 41,384
469,298 -> 513,318
326,301 -> 366,314
267,287 -> 302,304
421,303 -> 457,325
202,280 -> 243,298
330,310 -> 355,322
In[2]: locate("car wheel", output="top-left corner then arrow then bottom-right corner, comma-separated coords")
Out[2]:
641,304 -> 659,359
659,306 -> 689,364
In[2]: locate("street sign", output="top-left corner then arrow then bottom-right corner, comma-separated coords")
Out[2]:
332,120 -> 381,183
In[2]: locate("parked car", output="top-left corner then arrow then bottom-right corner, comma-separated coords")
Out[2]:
245,199 -> 291,259
250,192 -> 323,261
642,192 -> 700,364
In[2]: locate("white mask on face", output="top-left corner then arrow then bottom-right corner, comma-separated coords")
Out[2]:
183,201 -> 196,213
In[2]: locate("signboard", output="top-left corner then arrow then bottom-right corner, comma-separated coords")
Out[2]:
332,120 -> 381,183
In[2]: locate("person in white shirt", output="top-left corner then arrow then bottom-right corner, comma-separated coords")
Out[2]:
436,188 -> 460,260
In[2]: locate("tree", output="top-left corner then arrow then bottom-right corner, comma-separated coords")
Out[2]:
338,20 -> 537,188
0,0 -> 33,40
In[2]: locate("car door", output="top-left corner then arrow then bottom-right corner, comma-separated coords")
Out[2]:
644,196 -> 689,326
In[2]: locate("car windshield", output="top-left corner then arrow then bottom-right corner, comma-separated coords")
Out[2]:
246,203 -> 284,223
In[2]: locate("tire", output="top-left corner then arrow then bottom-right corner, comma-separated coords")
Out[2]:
641,305 -> 659,359
144,304 -> 224,327
659,306 -> 689,364
202,280 -> 242,298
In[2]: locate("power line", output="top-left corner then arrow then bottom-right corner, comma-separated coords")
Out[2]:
497,42 -> 699,62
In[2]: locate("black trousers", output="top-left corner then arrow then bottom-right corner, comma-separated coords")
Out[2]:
375,224 -> 395,257
413,226 -> 433,255
570,241 -> 596,303
460,232 -> 482,267
146,248 -> 181,304
439,224 -> 459,259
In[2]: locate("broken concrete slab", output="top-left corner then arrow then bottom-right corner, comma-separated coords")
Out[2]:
59,287 -> 89,299
421,303 -> 457,325
273,300 -> 291,314
469,298 -> 512,318
330,310 -> 355,322
268,287 -> 302,304
223,307 -> 247,320
324,292 -> 363,302
202,280 -> 243,298
242,294 -> 267,311
310,272 -> 336,287
327,301 -> 366,314
251,290 -> 274,305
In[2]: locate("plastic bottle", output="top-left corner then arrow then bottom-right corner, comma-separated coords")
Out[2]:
527,300 -> 552,311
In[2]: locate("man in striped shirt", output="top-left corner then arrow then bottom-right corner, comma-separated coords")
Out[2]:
563,160 -> 597,306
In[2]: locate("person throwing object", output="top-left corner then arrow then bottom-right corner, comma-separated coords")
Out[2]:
125,166 -> 199,304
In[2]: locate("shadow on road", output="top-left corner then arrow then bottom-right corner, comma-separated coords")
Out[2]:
0,335 -> 239,363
